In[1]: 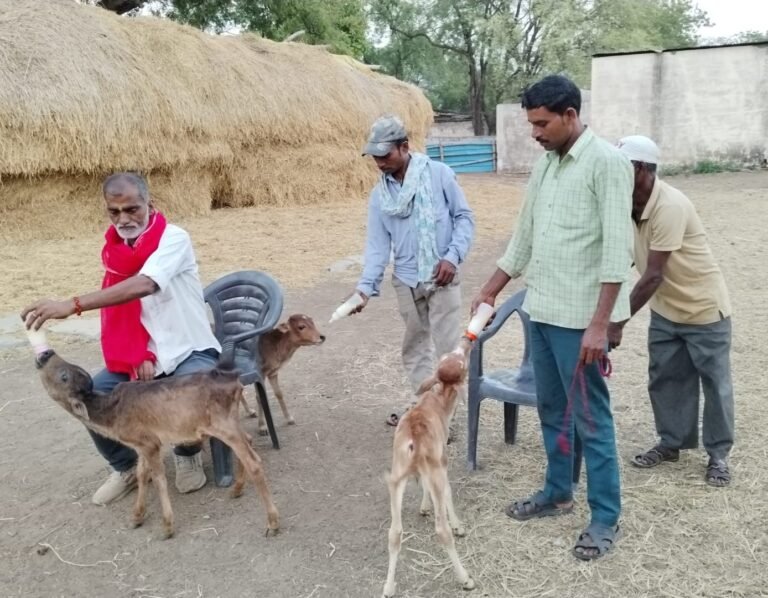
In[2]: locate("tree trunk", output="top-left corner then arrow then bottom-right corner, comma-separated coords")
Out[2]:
468,62 -> 485,136
484,108 -> 496,135
480,59 -> 495,134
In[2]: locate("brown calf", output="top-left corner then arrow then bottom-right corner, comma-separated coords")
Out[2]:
34,349 -> 279,539
243,314 -> 325,435
382,337 -> 476,597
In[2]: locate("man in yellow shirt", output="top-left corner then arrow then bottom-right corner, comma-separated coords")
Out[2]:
610,135 -> 734,487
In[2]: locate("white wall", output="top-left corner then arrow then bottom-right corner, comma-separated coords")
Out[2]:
428,120 -> 475,140
591,44 -> 768,167
496,90 -> 591,173
590,53 -> 659,144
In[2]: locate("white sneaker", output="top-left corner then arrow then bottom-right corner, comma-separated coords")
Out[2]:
174,453 -> 206,493
92,468 -> 137,506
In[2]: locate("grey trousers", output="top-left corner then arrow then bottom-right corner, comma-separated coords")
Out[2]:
392,275 -> 463,394
648,310 -> 735,460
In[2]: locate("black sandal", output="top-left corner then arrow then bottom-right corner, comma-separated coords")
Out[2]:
706,458 -> 731,487
631,445 -> 679,468
505,490 -> 573,521
572,523 -> 621,561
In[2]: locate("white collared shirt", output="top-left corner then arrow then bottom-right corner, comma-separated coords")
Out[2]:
138,224 -> 221,375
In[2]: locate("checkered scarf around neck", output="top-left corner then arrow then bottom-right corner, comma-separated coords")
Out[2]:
377,152 -> 439,283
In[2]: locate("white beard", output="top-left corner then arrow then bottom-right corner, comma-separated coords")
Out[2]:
116,212 -> 150,241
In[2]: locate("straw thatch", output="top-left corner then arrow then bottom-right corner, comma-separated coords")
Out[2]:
0,0 -> 433,240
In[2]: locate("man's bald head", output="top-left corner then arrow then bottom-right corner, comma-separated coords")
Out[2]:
102,172 -> 149,203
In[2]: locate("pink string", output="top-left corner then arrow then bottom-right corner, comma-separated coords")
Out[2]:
556,355 -> 612,455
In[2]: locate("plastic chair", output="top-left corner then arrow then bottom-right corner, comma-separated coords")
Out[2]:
467,289 -> 582,484
204,271 -> 284,487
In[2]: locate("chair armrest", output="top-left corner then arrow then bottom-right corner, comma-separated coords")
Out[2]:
228,325 -> 273,346
216,324 -> 274,369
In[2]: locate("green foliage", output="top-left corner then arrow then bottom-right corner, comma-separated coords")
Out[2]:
364,36 -> 469,112
660,160 -> 746,176
368,0 -> 713,133
146,0 -> 368,56
704,30 -> 768,45
691,160 -> 741,174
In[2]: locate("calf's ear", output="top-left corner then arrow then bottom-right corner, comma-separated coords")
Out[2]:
68,397 -> 90,421
415,375 -> 438,396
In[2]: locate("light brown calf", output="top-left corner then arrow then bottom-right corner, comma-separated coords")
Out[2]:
382,337 -> 475,598
243,314 -> 325,435
34,349 -> 279,539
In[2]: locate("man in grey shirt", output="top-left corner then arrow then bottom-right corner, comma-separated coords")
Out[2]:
346,114 -> 475,426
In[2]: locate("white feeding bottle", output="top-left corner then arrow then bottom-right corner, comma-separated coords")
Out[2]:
465,302 -> 495,341
329,292 -> 365,324
25,326 -> 50,356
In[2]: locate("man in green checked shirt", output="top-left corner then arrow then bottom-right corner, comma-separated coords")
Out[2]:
472,75 -> 634,560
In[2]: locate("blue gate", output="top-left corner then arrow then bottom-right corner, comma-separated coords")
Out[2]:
426,137 -> 496,173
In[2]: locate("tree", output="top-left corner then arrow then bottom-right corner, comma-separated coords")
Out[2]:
365,34 -> 469,112
369,0 -> 710,134
92,0 -> 368,57
369,0 -> 544,134
167,0 -> 368,56
704,30 -> 768,45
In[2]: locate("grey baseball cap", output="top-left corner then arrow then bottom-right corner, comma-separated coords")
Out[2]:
361,115 -> 408,157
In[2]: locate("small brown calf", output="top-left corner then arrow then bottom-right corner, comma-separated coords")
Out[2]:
243,314 -> 325,435
34,349 -> 279,539
382,337 -> 475,598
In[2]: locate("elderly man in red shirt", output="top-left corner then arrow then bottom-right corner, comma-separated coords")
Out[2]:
22,172 -> 222,505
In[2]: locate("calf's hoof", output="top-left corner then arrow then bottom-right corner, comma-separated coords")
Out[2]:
452,525 -> 466,537
287,417 -> 296,425
247,410 -> 258,418
264,511 -> 280,537
258,428 -> 269,436
131,508 -> 145,528
462,578 -> 476,591
382,582 -> 396,597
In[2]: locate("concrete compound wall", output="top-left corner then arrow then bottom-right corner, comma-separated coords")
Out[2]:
496,91 -> 591,173
591,43 -> 768,168
427,120 -> 475,141
496,43 -> 768,173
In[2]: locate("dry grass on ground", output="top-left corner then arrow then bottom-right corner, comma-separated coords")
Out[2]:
1,172 -> 766,598
0,174 -> 524,309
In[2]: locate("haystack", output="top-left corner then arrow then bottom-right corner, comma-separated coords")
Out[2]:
0,0 -> 433,240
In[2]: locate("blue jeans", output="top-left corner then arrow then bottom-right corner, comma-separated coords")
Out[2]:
530,322 -> 621,527
88,349 -> 219,472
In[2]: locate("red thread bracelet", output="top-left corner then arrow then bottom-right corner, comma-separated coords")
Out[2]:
73,296 -> 83,317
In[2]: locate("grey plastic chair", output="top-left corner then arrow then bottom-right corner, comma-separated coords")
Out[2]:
467,289 -> 582,484
204,270 -> 284,487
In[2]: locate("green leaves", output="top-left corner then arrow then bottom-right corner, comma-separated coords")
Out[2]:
368,0 -> 715,133
157,0 -> 368,57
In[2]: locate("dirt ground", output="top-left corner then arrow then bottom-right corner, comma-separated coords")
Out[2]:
1,171 -> 766,598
